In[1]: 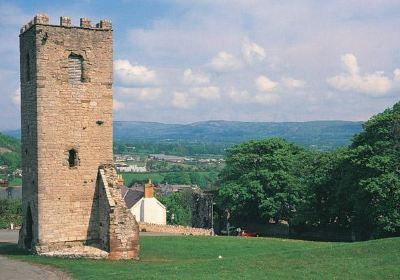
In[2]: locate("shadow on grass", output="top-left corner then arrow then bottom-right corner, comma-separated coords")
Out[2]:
0,243 -> 30,256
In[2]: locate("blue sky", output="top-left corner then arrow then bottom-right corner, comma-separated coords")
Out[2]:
1,0 -> 400,130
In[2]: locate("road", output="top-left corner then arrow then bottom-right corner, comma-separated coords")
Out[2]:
0,230 -> 178,280
0,230 -> 70,280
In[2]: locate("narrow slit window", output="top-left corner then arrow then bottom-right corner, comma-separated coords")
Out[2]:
68,54 -> 83,83
68,149 -> 78,167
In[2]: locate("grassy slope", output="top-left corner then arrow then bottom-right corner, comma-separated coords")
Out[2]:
1,236 -> 400,279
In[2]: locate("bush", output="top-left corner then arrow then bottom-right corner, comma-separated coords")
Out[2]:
0,199 -> 22,229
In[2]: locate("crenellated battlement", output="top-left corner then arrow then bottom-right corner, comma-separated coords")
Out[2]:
20,14 -> 112,34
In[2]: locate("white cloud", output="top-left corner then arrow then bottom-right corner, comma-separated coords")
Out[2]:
327,53 -> 395,97
12,88 -> 20,106
254,93 -> 279,105
114,59 -> 157,87
191,86 -> 220,100
183,69 -> 210,85
341,53 -> 360,75
228,87 -> 250,103
113,99 -> 125,110
282,78 -> 306,90
117,87 -> 161,101
242,39 -> 266,65
172,92 -> 196,109
209,51 -> 242,72
394,69 -> 400,81
255,75 -> 278,92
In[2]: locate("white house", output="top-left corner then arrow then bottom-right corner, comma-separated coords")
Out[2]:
116,165 -> 147,173
122,179 -> 166,225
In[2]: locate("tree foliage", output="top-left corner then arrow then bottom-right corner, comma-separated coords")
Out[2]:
219,138 -> 306,224
218,102 -> 400,240
158,191 -> 193,226
0,199 -> 22,229
346,102 -> 400,239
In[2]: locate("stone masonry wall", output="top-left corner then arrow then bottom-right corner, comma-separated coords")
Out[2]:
139,223 -> 213,236
19,23 -> 39,250
18,14 -> 118,254
99,165 -> 140,260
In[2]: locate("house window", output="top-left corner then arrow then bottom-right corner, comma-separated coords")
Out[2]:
68,149 -> 78,167
26,53 -> 31,81
68,54 -> 84,83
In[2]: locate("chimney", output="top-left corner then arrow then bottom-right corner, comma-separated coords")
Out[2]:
116,174 -> 124,187
144,179 -> 154,198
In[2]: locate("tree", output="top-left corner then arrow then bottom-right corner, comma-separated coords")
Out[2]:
218,138 -> 306,225
347,102 -> 400,239
0,199 -> 22,229
158,190 -> 193,226
292,148 -> 353,232
163,172 -> 191,185
189,172 -> 207,187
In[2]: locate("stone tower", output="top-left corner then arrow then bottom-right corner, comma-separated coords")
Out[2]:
18,14 -> 139,260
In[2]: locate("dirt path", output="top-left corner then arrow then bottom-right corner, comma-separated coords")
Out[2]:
0,230 -> 71,280
0,229 -> 176,280
0,255 -> 71,280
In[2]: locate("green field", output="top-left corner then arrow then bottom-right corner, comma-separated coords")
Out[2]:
121,171 -> 218,188
1,236 -> 400,279
121,172 -> 165,184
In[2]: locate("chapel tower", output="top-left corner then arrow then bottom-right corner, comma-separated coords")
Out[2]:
18,14 -> 139,259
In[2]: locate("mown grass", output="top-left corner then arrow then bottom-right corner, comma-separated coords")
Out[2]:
1,236 -> 400,279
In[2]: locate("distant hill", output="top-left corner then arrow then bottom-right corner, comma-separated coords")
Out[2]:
0,133 -> 20,154
113,120 -> 363,150
2,120 -> 363,151
0,132 -> 21,172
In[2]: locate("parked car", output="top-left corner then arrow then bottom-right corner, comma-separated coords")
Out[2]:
220,226 -> 238,236
239,229 -> 258,237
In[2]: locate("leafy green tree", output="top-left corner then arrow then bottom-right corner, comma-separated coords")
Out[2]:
163,172 -> 191,185
189,172 -> 207,187
346,102 -> 400,239
0,199 -> 22,229
292,148 -> 353,232
158,191 -> 193,226
218,138 -> 305,224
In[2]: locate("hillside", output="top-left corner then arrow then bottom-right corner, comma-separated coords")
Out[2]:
0,133 -> 21,172
2,120 -> 363,152
114,120 -> 363,150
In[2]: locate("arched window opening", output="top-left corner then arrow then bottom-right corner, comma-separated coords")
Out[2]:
68,53 -> 84,83
68,149 -> 78,167
26,53 -> 31,81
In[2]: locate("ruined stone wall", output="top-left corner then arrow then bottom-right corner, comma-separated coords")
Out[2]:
139,223 -> 213,236
97,170 -> 111,251
99,165 -> 140,260
19,14 -> 113,249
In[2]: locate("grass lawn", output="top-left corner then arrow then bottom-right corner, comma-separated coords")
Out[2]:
1,236 -> 400,279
